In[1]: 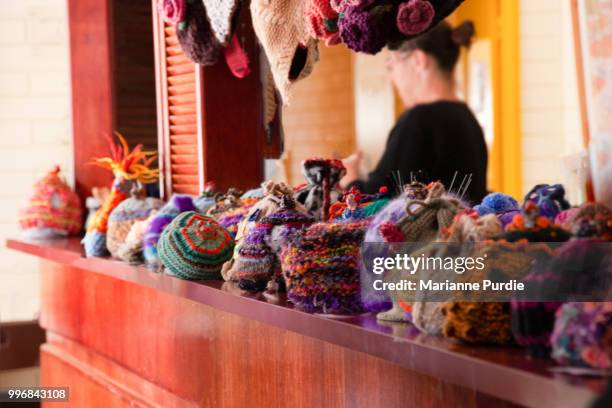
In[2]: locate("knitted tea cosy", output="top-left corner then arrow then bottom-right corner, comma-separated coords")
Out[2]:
143,194 -> 197,268
106,196 -> 164,259
19,166 -> 82,238
225,196 -> 314,291
281,220 -> 368,314
193,182 -> 218,214
206,188 -> 244,218
116,211 -> 158,264
176,0 -> 221,66
251,0 -> 319,104
474,192 -> 520,228
294,158 -> 346,221
551,302 -> 612,371
82,133 -> 159,257
158,211 -> 234,280
567,202 -> 612,240
511,238 -> 611,357
305,0 -> 342,46
523,184 -> 571,220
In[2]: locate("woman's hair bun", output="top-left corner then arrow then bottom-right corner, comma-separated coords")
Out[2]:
451,20 -> 476,48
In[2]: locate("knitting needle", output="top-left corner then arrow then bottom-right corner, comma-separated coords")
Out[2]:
456,174 -> 467,197
460,174 -> 473,199
448,171 -> 458,194
391,171 -> 401,195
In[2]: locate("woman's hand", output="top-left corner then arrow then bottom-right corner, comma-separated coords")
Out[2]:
340,151 -> 363,189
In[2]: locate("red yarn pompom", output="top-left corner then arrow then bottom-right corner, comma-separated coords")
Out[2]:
396,0 -> 435,36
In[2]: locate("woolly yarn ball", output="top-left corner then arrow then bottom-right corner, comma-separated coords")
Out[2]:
19,166 -> 82,238
158,0 -> 186,25
158,211 -> 234,280
281,220 -> 368,314
474,192 -> 519,216
338,4 -> 391,55
107,197 -> 164,259
551,302 -> 612,370
396,0 -> 435,36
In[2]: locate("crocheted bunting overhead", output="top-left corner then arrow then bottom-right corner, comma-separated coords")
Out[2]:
158,211 -> 235,280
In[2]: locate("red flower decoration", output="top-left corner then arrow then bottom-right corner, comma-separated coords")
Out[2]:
158,0 -> 186,26
396,0 -> 435,36
305,0 -> 341,46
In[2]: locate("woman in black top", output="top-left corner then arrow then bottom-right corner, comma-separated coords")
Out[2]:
342,20 -> 488,204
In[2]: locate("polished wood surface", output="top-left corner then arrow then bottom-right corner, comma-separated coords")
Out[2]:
7,237 -> 604,407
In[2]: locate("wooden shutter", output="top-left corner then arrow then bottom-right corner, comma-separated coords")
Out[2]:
153,1 -> 279,199
153,11 -> 201,197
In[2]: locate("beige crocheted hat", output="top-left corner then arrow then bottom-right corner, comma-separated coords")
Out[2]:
251,0 -> 319,104
202,0 -> 241,46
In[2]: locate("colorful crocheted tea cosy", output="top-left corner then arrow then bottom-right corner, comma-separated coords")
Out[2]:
474,192 -> 520,228
143,194 -> 196,268
225,196 -> 314,291
82,133 -> 159,257
106,195 -> 164,259
567,202 -> 612,240
216,197 -> 260,238
281,220 -> 368,314
193,182 -> 218,214
294,158 -> 346,221
251,0 -> 319,104
512,238 -> 611,357
523,184 -> 571,220
503,202 -> 571,243
176,0 -> 221,66
234,181 -> 301,243
116,211 -> 158,264
206,188 -> 244,218
19,166 -> 82,239
551,302 -> 612,371
158,211 -> 234,280
335,0 -> 466,55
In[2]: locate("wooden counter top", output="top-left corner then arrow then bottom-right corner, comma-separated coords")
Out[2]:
6,237 -> 606,407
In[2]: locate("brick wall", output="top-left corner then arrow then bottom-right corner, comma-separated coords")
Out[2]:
0,0 -> 71,321
520,0 -> 584,201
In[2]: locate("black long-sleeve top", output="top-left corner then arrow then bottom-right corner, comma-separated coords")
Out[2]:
351,101 -> 488,204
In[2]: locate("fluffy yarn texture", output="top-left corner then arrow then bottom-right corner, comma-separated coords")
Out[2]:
158,211 -> 234,280
19,166 -> 82,238
177,0 -> 221,65
396,0 -> 435,36
225,199 -> 314,290
143,194 -> 196,268
106,197 -> 164,259
281,220 -> 368,314
305,0 -> 341,46
523,184 -> 571,220
551,302 -> 612,370
116,211 -> 157,264
338,4 -> 392,55
567,202 -> 612,240
158,0 -> 186,25
512,238 -> 611,357
474,192 -> 520,228
251,0 -> 319,104
202,0 -> 241,46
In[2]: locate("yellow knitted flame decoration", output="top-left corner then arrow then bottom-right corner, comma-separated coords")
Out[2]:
90,132 -> 159,184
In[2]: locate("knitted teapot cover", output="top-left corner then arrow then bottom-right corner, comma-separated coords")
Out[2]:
281,220 -> 368,314
19,166 -> 82,238
106,197 -> 164,259
116,211 -> 157,264
294,158 -> 346,221
551,302 -> 612,370
228,202 -> 314,289
158,211 -> 234,280
511,238 -> 611,357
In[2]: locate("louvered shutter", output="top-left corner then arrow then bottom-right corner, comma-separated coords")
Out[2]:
152,1 -> 279,199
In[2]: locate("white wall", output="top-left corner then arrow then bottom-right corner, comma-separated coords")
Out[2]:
520,0 -> 585,203
0,0 -> 71,321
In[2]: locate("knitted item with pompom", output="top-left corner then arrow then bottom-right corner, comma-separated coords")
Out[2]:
158,211 -> 234,280
116,211 -> 157,264
19,166 -> 82,238
281,220 -> 368,314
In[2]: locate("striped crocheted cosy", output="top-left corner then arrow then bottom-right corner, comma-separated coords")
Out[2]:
226,200 -> 314,291
281,220 -> 368,314
19,166 -> 82,238
106,197 -> 163,259
143,194 -> 197,268
158,211 -> 234,280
